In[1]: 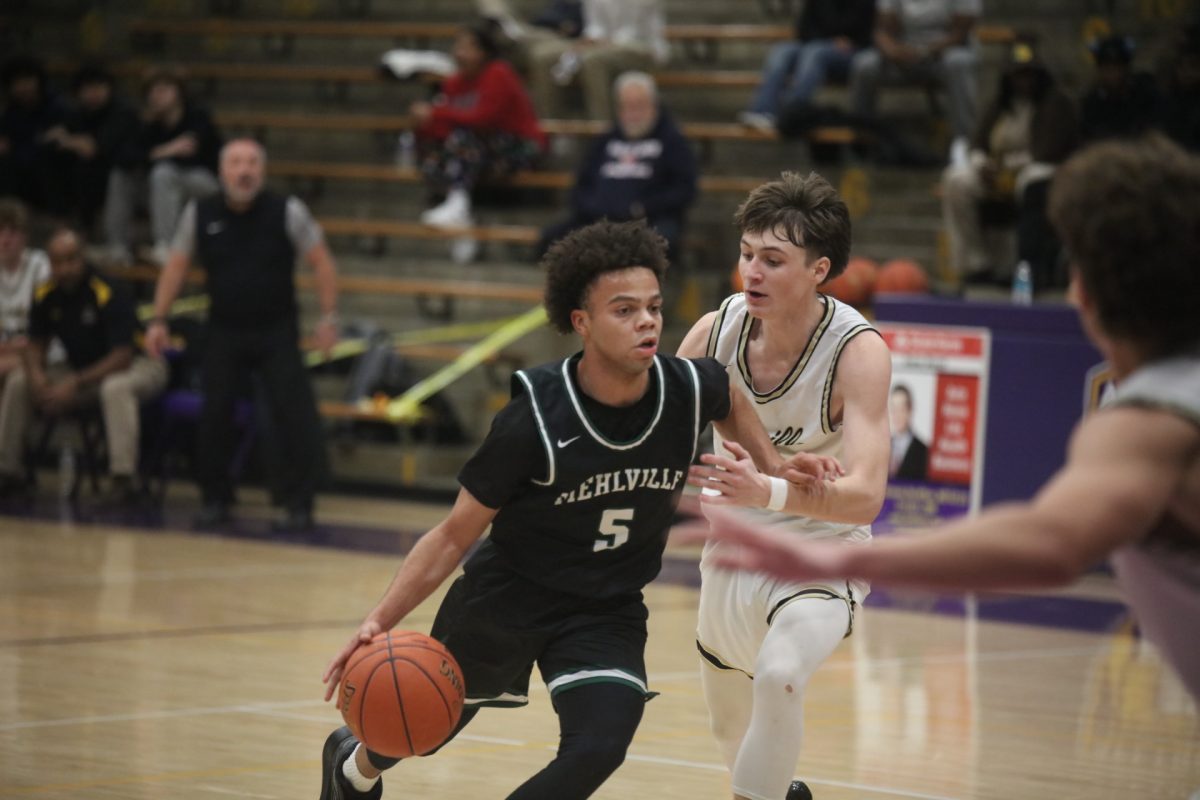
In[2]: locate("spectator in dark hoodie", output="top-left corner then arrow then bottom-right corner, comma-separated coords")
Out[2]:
739,0 -> 876,132
538,71 -> 697,264
0,56 -> 67,214
41,64 -> 139,235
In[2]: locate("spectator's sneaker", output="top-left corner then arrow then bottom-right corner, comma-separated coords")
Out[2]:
420,190 -> 472,229
787,780 -> 814,800
738,111 -> 777,132
319,726 -> 381,800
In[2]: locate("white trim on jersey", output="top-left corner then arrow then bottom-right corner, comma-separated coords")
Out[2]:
684,358 -> 702,463
545,668 -> 648,696
515,370 -> 556,486
560,356 -> 666,450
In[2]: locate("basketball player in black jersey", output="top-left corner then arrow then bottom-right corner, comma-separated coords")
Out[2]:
317,220 -> 835,800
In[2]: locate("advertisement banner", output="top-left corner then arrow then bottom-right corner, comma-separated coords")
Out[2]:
874,323 -> 991,534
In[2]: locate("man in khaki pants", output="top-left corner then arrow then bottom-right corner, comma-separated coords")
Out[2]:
0,226 -> 166,503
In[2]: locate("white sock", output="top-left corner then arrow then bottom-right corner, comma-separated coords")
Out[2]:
341,744 -> 380,793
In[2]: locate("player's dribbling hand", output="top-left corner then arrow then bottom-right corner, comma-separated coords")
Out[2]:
322,619 -> 384,702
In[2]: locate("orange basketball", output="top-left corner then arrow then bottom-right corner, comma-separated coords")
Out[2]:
730,263 -> 744,293
822,256 -> 879,307
875,258 -> 930,295
338,631 -> 466,758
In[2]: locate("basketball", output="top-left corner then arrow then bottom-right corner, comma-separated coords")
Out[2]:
875,258 -> 930,294
338,630 -> 466,758
822,256 -> 879,307
730,262 -> 744,293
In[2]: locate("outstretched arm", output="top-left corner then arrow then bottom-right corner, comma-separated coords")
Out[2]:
688,407 -> 1199,590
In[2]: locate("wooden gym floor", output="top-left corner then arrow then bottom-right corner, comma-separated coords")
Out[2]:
0,490 -> 1196,799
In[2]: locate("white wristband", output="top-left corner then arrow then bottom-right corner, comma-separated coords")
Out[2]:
765,476 -> 788,512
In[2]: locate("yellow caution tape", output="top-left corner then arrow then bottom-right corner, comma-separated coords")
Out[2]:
136,295 -> 211,322
384,305 -> 548,423
304,312 -> 536,367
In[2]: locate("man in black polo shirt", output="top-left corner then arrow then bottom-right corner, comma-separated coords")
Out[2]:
0,227 -> 167,501
144,138 -> 339,532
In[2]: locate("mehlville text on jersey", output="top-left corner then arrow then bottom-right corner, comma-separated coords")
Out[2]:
554,467 -> 687,506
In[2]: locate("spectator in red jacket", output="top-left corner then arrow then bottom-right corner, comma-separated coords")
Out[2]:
415,22 -> 547,262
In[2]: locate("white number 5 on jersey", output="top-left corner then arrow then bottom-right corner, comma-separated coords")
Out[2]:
594,508 -> 634,552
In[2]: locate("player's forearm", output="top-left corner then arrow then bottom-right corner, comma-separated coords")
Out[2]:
782,473 -> 883,525
366,525 -> 473,630
308,242 -> 339,316
845,505 -> 1086,590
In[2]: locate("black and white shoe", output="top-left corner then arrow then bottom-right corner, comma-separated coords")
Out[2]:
787,779 -> 814,800
319,726 -> 381,800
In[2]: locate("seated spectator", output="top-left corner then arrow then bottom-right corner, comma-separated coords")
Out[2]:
849,0 -> 980,161
477,0 -> 584,42
415,22 -> 547,262
0,198 -> 49,386
537,72 -> 696,264
525,0 -> 670,120
0,226 -> 167,502
108,67 -> 222,265
0,56 -> 67,214
41,64 -> 138,241
1163,23 -> 1200,152
941,41 -> 1078,290
1080,35 -> 1164,144
739,0 -> 875,132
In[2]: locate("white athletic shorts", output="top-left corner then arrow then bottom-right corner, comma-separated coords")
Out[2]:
696,537 -> 870,676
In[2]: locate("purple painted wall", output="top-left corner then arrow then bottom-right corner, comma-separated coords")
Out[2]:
874,296 -> 1102,506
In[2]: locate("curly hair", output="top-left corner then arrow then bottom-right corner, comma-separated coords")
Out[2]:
541,220 -> 669,334
734,171 -> 851,281
1049,133 -> 1200,357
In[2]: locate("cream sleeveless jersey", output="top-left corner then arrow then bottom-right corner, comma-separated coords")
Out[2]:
1105,350 -> 1200,701
705,291 -> 879,542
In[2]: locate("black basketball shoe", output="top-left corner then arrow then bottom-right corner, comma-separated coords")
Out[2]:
319,726 -> 382,800
787,779 -> 814,800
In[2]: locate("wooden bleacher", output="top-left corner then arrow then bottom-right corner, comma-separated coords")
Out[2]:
112,263 -> 544,303
128,18 -> 1018,47
267,159 -> 769,195
216,111 -> 857,147
66,58 -> 765,91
